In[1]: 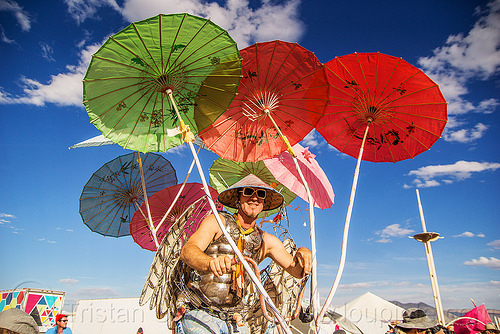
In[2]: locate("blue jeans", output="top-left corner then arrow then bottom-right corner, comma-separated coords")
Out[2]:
175,309 -> 251,334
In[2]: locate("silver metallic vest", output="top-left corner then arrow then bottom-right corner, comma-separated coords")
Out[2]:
187,212 -> 263,308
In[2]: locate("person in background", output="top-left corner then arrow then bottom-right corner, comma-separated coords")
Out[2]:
394,308 -> 440,334
45,314 -> 72,334
0,308 -> 39,334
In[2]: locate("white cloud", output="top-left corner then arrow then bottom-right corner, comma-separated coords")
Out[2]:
40,42 -> 55,62
487,240 -> 500,249
301,130 -> 322,148
2,1 -> 304,107
376,224 -> 414,240
64,0 -> 120,24
453,231 -> 485,238
464,256 -> 500,269
65,0 -> 305,48
339,282 -> 374,289
59,278 -> 79,285
0,26 -> 15,44
0,213 -> 16,219
0,42 -> 101,106
0,0 -> 31,32
443,123 -> 489,143
418,0 -> 500,141
406,160 -> 500,188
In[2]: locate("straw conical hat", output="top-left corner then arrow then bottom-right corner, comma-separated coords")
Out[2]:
218,174 -> 284,211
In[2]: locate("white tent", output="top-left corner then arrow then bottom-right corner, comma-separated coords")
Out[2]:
331,292 -> 405,334
71,297 -> 168,333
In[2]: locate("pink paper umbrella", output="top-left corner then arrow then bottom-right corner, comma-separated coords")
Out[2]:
264,143 -> 334,209
454,304 -> 492,334
130,182 -> 220,251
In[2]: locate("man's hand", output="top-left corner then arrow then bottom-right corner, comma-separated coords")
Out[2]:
209,255 -> 236,277
292,247 -> 312,277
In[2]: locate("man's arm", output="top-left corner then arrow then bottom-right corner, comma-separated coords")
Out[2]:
262,232 -> 312,279
180,214 -> 235,277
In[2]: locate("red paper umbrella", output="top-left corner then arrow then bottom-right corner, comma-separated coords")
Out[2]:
198,40 -> 329,162
316,52 -> 447,163
316,52 -> 447,323
130,182 -> 219,251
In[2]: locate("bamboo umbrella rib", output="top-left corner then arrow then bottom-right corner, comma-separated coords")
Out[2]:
165,18 -> 212,72
278,99 -> 329,115
200,117 -> 239,155
262,41 -> 279,88
163,13 -> 185,72
159,14 -> 164,74
132,22 -> 162,75
373,55 -> 404,107
377,84 -> 445,111
120,87 -> 159,150
85,200 -> 121,232
263,42 -> 295,89
382,117 -> 441,153
88,54 -> 151,73
370,121 -> 399,163
378,111 -> 447,138
171,40 -> 239,74
335,117 -> 368,153
269,45 -> 317,90
354,52 -> 375,106
333,57 -> 371,108
85,78 -> 152,106
107,36 -> 161,76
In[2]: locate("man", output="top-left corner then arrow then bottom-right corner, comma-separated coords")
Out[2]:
177,174 -> 312,334
45,314 -> 72,334
394,308 -> 439,334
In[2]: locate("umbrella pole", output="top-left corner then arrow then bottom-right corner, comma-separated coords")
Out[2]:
316,121 -> 371,325
416,189 -> 446,325
136,153 -> 160,249
154,145 -> 201,235
166,91 -> 293,334
264,109 -> 320,321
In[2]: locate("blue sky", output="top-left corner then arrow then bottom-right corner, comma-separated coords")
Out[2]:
0,0 -> 499,314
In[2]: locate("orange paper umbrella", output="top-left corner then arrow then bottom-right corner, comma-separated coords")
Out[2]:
198,40 -> 329,162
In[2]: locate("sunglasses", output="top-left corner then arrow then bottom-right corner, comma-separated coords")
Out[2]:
59,320 -> 68,323
241,187 -> 266,199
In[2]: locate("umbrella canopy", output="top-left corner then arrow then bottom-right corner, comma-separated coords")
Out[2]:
79,152 -> 177,237
198,40 -> 329,162
130,182 -> 219,251
454,305 -> 492,334
264,143 -> 334,209
209,157 -> 296,217
83,13 -> 242,153
316,53 -> 447,323
316,52 -> 447,163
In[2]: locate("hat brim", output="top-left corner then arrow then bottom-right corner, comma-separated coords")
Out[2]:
396,318 -> 438,330
218,174 -> 284,211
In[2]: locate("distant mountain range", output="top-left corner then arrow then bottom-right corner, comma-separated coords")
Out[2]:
390,301 -> 500,324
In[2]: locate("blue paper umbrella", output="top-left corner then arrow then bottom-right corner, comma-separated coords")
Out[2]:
79,152 -> 177,237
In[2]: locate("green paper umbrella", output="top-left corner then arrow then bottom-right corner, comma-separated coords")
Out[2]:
209,157 -> 296,218
83,13 -> 242,153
